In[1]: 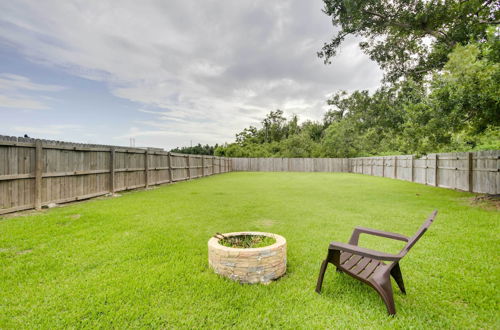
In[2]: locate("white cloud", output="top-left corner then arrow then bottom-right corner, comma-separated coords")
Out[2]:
0,94 -> 50,109
0,73 -> 65,92
0,73 -> 65,110
0,0 -> 383,146
13,124 -> 81,135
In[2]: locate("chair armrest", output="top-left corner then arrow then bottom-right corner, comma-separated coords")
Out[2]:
348,226 -> 409,245
329,242 -> 402,261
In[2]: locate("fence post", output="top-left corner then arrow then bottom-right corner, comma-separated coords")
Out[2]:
424,156 -> 428,185
202,156 -> 205,177
410,155 -> 414,182
434,154 -> 439,187
381,157 -> 385,177
144,149 -> 149,189
168,152 -> 173,182
393,156 -> 397,179
219,157 -> 222,173
34,139 -> 43,210
370,158 -> 373,176
186,155 -> 191,180
212,156 -> 215,175
468,152 -> 473,192
110,147 -> 115,194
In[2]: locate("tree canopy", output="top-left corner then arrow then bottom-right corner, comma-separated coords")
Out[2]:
170,143 -> 217,155
318,0 -> 499,82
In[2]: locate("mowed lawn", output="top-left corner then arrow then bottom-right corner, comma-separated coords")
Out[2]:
1,172 -> 498,329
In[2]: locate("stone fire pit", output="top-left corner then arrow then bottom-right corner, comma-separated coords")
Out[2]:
208,231 -> 287,284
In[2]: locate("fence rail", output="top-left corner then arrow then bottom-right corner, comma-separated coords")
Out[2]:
231,151 -> 499,194
0,136 -> 232,215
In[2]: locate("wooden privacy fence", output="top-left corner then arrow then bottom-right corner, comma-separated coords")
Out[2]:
231,157 -> 350,173
0,136 -> 232,215
231,150 -> 500,194
1,133 -> 497,215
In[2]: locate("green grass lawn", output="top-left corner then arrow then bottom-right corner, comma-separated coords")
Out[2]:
1,172 -> 498,328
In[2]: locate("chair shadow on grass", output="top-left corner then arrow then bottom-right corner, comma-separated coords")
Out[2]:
318,272 -> 409,315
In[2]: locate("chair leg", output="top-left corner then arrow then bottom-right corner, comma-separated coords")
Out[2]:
390,263 -> 406,294
373,276 -> 396,315
315,259 -> 329,293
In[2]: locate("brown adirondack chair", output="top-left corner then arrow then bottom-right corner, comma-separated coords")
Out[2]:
315,210 -> 438,315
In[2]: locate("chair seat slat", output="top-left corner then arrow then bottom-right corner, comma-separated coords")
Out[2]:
350,257 -> 372,275
357,260 -> 381,279
342,254 -> 363,270
340,252 -> 352,264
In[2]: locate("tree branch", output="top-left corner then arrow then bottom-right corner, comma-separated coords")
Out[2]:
362,9 -> 413,30
362,9 -> 452,44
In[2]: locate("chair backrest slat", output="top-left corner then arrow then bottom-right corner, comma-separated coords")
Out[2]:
401,210 -> 438,255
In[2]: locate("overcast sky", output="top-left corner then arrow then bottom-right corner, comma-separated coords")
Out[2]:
0,0 -> 382,149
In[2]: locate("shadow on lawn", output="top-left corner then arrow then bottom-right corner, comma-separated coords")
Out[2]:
468,194 -> 500,211
318,273 -> 410,315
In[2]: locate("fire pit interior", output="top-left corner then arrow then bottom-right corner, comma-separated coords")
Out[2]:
208,231 -> 287,284
219,234 -> 276,248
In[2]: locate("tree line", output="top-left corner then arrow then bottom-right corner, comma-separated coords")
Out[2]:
170,144 -> 218,155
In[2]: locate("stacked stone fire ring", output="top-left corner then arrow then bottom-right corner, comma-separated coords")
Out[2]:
208,231 -> 287,284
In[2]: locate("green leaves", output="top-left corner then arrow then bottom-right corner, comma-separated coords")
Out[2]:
319,0 -> 498,83
431,40 -> 500,134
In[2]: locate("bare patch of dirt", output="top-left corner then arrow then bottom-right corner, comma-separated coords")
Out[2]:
0,209 -> 46,220
1,193 -> 123,220
16,249 -> 32,255
469,194 -> 500,211
256,219 -> 278,227
57,214 -> 82,226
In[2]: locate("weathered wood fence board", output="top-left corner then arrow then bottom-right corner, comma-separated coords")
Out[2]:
232,151 -> 499,194
232,158 -> 351,173
0,136 -> 232,215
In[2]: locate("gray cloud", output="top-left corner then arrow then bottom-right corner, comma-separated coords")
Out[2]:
0,0 -> 382,147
